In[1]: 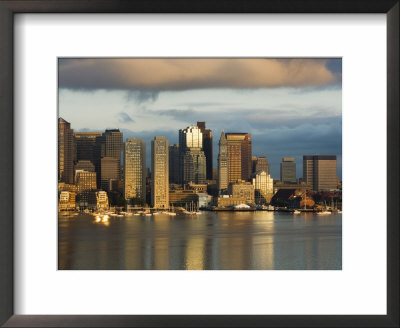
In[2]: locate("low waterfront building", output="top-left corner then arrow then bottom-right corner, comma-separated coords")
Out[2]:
96,191 -> 109,210
59,191 -> 76,211
228,179 -> 255,204
273,181 -> 311,194
187,182 -> 207,193
198,193 -> 213,208
169,189 -> 198,208
215,195 -> 247,207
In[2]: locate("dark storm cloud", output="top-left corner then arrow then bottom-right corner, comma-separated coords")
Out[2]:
58,58 -> 338,92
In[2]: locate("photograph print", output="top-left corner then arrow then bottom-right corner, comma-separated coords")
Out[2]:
58,58 -> 342,270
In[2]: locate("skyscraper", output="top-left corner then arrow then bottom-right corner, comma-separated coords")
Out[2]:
98,129 -> 123,190
151,136 -> 169,209
226,133 -> 252,183
252,156 -> 269,175
218,131 -> 229,191
100,157 -> 120,192
168,144 -> 180,184
75,160 -> 95,173
74,132 -> 101,162
102,129 -> 123,159
58,117 -> 74,184
303,155 -> 337,191
179,125 -> 206,184
280,157 -> 296,183
197,122 -> 213,180
124,138 -> 146,201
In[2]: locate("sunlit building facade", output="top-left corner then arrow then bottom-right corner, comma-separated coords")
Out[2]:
75,170 -> 97,208
124,138 -> 146,201
59,191 -> 76,211
151,136 -> 169,209
179,125 -> 207,185
228,179 -> 255,204
226,133 -> 252,183
252,170 -> 274,204
218,131 -> 229,191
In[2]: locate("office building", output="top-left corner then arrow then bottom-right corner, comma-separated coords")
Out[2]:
179,125 -> 207,185
252,156 -> 269,175
280,157 -> 296,183
74,132 -> 101,162
218,131 -> 229,191
75,170 -> 97,208
226,133 -> 252,183
58,117 -> 74,184
75,160 -> 95,173
183,148 -> 206,184
151,136 -> 169,209
124,138 -> 146,201
197,121 -> 213,180
303,155 -> 337,191
252,170 -> 274,204
169,144 -> 180,184
100,157 -> 120,192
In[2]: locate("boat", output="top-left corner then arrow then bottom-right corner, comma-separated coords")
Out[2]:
293,210 -> 301,214
317,210 -> 331,215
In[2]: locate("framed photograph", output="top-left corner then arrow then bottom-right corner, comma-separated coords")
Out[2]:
0,1 -> 398,327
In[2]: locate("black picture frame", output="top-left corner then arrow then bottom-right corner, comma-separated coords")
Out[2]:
0,1 -> 398,327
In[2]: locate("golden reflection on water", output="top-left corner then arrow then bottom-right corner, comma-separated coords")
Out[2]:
58,212 -> 342,270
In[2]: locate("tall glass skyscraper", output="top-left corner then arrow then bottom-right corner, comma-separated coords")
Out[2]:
197,122 -> 213,180
179,125 -> 206,184
151,136 -> 169,209
124,138 -> 146,201
218,131 -> 228,191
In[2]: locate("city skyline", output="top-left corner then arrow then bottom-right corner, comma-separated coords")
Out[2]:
59,58 -> 342,179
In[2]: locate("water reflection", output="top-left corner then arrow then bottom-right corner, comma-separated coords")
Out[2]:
58,212 -> 342,270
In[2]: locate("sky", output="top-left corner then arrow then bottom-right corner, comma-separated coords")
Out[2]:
58,58 -> 342,180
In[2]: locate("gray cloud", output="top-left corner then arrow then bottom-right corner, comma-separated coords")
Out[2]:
125,90 -> 159,104
117,112 -> 134,123
59,58 -> 338,92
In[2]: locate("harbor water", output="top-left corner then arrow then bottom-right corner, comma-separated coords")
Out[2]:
58,211 -> 342,270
